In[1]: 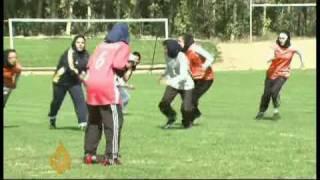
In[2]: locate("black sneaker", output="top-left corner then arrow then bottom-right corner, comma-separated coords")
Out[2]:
255,112 -> 264,120
194,110 -> 202,119
182,122 -> 192,129
101,158 -> 122,166
162,119 -> 175,129
272,113 -> 281,120
114,158 -> 122,165
49,119 -> 56,129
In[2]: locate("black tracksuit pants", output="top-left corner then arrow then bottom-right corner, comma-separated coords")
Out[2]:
192,79 -> 214,117
84,104 -> 123,160
3,86 -> 12,108
48,83 -> 87,123
158,86 -> 194,127
259,76 -> 287,112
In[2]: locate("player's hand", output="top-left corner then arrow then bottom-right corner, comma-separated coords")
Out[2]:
72,69 -> 79,75
127,84 -> 135,90
159,77 -> 167,85
201,64 -> 208,71
79,71 -> 88,81
193,71 -> 205,79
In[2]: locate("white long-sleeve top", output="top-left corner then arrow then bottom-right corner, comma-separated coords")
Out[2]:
189,44 -> 215,69
163,52 -> 194,90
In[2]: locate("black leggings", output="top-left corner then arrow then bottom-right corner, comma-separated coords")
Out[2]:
192,79 -> 214,116
259,76 -> 287,112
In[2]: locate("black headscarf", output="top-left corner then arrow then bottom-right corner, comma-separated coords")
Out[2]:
3,49 -> 16,68
163,39 -> 182,58
181,33 -> 195,52
276,30 -> 291,48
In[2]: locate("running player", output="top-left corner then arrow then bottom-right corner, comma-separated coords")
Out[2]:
159,39 -> 195,129
48,35 -> 89,129
3,49 -> 22,108
178,33 -> 215,124
255,30 -> 304,120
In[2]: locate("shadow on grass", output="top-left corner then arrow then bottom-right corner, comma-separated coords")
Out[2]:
54,126 -> 84,131
81,154 -> 120,164
156,123 -> 198,130
123,113 -> 132,116
255,116 -> 280,121
4,125 -> 20,128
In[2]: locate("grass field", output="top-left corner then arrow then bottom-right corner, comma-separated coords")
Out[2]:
3,69 -> 316,179
3,37 -> 220,67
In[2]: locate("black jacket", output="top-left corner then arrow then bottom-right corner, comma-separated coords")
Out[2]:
53,49 -> 89,86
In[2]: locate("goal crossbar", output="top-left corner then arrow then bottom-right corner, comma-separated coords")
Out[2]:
252,3 -> 316,7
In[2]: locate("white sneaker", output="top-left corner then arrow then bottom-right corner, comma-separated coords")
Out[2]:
122,109 -> 128,115
78,122 -> 87,130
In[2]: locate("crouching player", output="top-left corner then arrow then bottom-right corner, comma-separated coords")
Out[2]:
3,49 -> 22,108
116,51 -> 141,114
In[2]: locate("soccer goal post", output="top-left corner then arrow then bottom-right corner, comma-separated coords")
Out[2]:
8,18 -> 169,49
249,0 -> 316,42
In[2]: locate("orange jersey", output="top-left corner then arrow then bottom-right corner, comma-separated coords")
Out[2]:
185,47 -> 214,80
267,44 -> 296,80
3,62 -> 22,88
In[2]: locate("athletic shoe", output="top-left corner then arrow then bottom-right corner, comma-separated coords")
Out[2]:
162,119 -> 175,129
114,158 -> 122,165
49,119 -> 56,129
182,123 -> 192,129
255,112 -> 264,120
182,120 -> 192,129
101,158 -> 122,166
83,154 -> 97,164
272,113 -> 281,120
194,110 -> 202,119
78,122 -> 87,130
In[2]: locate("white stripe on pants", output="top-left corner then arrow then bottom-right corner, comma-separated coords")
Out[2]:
111,104 -> 119,159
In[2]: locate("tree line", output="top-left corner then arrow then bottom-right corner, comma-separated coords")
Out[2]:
3,0 -> 317,40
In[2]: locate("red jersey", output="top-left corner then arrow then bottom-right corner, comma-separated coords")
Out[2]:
185,45 -> 214,80
3,62 -> 22,88
267,44 -> 296,80
84,42 -> 130,105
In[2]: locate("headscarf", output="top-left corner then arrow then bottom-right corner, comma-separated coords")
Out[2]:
163,39 -> 182,58
181,33 -> 195,52
105,23 -> 130,44
3,49 -> 17,68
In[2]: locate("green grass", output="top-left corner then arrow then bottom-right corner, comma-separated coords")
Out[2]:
4,70 -> 316,178
3,37 -> 220,67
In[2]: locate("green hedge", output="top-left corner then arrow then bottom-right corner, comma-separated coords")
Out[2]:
3,37 -> 220,67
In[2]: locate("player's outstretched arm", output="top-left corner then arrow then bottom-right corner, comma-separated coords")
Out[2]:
295,49 -> 305,69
